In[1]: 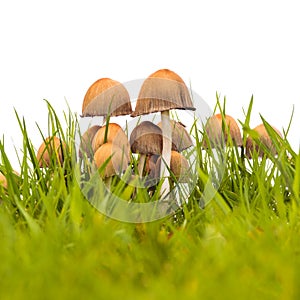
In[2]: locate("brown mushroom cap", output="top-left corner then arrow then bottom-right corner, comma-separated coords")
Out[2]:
94,142 -> 129,178
155,151 -> 190,183
130,121 -> 163,155
157,120 -> 193,152
131,69 -> 195,117
92,123 -> 130,159
245,123 -> 282,158
36,136 -> 65,167
203,114 -> 242,148
0,172 -> 7,189
82,78 -> 132,117
79,125 -> 101,158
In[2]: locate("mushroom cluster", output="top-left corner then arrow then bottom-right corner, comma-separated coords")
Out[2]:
79,122 -> 131,179
131,69 -> 195,196
78,69 -> 283,201
203,113 -> 282,159
79,69 -> 196,197
129,120 -> 193,186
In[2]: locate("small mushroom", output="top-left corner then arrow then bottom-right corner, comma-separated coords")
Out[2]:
92,123 -> 130,160
157,120 -> 193,152
82,78 -> 132,124
36,136 -> 65,167
155,150 -> 190,183
79,125 -> 101,159
94,142 -> 129,178
144,154 -> 160,176
245,123 -> 282,158
129,121 -> 162,177
203,114 -> 242,148
0,172 -> 7,189
131,69 -> 195,196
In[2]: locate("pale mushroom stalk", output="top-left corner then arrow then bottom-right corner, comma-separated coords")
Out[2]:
160,110 -> 172,196
154,150 -> 190,205
138,154 -> 147,178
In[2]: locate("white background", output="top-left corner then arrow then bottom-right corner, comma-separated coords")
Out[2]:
0,0 -> 299,169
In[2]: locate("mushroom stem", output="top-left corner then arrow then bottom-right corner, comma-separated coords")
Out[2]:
160,110 -> 172,196
138,154 -> 146,178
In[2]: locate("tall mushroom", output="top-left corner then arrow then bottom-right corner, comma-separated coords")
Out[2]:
245,123 -> 282,159
82,78 -> 132,124
131,69 -> 195,196
129,121 -> 162,177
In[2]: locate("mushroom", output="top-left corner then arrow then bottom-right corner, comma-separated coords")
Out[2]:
157,120 -> 193,152
129,121 -> 162,177
92,123 -> 130,160
0,172 -> 7,189
94,142 -> 129,180
245,123 -> 282,159
82,77 -> 132,124
203,114 -> 242,148
131,69 -> 195,196
79,125 -> 101,159
36,136 -> 65,167
144,154 -> 160,177
154,150 -> 190,183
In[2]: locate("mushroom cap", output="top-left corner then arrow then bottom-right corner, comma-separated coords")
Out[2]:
92,123 -> 130,159
131,69 -> 195,117
130,121 -> 163,155
245,123 -> 282,158
36,136 -> 65,167
157,120 -> 193,152
79,125 -> 101,158
0,172 -> 7,189
203,114 -> 242,148
94,143 -> 129,178
155,151 -> 190,183
82,78 -> 132,117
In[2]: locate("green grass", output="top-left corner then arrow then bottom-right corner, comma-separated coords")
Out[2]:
1,98 -> 300,299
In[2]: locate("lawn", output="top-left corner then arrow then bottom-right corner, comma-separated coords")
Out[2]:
1,98 -> 300,300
